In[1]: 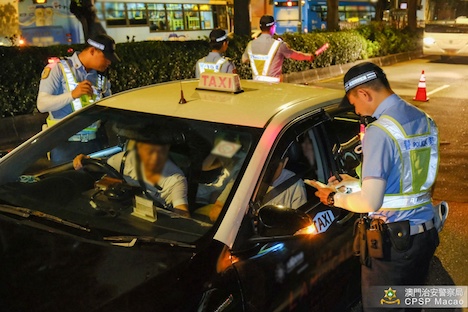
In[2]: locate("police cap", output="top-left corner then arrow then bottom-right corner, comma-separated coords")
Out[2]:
260,15 -> 276,27
209,29 -> 229,43
87,34 -> 121,63
340,62 -> 389,108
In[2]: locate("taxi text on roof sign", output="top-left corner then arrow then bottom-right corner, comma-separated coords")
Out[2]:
197,72 -> 243,94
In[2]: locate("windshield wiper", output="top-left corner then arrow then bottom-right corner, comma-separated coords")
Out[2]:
103,235 -> 196,249
0,204 -> 91,232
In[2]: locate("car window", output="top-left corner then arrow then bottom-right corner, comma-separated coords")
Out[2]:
253,115 -> 330,215
0,106 -> 262,245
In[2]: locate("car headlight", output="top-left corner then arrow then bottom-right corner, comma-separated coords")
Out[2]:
424,37 -> 436,45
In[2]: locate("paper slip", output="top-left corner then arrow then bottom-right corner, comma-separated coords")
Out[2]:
131,195 -> 157,222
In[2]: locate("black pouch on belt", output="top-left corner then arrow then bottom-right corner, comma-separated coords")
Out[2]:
366,219 -> 385,259
353,217 -> 370,266
385,220 -> 411,252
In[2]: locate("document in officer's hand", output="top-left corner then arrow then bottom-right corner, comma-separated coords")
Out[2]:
304,179 -> 332,189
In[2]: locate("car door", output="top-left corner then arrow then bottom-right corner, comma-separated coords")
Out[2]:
230,110 -> 361,312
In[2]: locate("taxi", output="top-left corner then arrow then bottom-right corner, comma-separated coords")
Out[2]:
0,73 -> 363,311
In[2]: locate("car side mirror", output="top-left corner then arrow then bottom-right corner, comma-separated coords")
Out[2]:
257,205 -> 315,237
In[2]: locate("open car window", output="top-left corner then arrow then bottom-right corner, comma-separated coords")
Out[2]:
252,113 -> 332,219
0,106 -> 261,245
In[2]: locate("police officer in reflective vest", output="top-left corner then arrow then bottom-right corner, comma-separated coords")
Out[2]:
242,15 -> 314,82
312,63 -> 440,312
195,28 -> 236,78
37,34 -> 120,164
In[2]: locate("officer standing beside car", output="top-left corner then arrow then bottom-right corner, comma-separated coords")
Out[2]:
37,34 -> 120,164
242,15 -> 314,82
195,28 -> 236,78
311,62 -> 440,312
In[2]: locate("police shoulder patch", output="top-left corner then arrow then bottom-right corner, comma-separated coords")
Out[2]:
41,67 -> 51,80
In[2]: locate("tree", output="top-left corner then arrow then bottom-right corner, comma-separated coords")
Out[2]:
374,0 -> 387,22
70,0 -> 106,40
326,0 -> 339,31
407,0 -> 418,31
234,0 -> 251,36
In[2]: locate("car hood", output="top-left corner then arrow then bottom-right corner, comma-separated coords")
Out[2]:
0,215 -> 196,312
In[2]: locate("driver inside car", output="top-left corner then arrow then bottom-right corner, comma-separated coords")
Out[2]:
73,126 -> 189,217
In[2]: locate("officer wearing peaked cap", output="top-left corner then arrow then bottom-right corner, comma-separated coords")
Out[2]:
195,28 -> 236,78
37,34 -> 120,164
311,62 -> 441,312
242,15 -> 313,82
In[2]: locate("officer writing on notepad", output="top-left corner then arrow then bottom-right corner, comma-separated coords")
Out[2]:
310,62 -> 440,312
37,34 -> 120,164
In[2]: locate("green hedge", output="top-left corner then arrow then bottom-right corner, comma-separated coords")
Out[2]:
0,24 -> 421,117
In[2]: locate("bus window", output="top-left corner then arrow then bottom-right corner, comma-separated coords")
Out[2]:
214,5 -> 228,29
105,2 -> 126,26
96,2 -> 105,21
199,4 -> 214,30
148,3 -> 167,32
167,4 -> 184,31
184,4 -> 201,30
127,3 -> 147,25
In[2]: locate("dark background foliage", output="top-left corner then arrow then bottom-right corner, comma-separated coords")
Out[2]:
0,24 -> 421,118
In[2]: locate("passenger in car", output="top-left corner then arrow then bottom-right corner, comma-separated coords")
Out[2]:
73,139 -> 189,217
196,134 -> 246,205
263,151 -> 307,209
201,149 -> 307,222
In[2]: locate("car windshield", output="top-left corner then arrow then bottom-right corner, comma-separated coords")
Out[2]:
0,105 -> 261,245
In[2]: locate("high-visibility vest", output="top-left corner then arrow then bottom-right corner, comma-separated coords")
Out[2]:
47,58 -> 107,131
247,40 -> 281,82
368,114 -> 439,211
198,57 -> 228,74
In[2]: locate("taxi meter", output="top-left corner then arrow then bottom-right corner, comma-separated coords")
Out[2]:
197,72 -> 243,94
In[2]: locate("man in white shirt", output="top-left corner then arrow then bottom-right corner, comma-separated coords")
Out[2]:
74,140 -> 189,217
201,150 -> 307,222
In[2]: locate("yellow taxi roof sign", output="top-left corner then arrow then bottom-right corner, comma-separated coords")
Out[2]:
197,72 -> 243,94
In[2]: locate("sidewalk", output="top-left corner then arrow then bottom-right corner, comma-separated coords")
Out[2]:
283,50 -> 423,84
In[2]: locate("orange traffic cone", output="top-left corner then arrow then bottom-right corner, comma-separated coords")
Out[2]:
413,70 -> 429,102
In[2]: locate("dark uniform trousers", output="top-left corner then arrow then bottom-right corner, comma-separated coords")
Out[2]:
362,227 -> 439,312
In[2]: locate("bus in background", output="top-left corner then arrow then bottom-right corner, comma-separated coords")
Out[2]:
17,0 -> 232,45
18,0 -> 82,46
94,0 -> 232,43
423,0 -> 468,59
273,0 -> 375,34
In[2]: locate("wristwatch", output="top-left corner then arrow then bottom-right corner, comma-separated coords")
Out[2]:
327,192 -> 336,207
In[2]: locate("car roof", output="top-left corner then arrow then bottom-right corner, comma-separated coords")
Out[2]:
99,80 -> 344,128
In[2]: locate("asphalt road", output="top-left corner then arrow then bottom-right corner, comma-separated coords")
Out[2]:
312,56 -> 468,311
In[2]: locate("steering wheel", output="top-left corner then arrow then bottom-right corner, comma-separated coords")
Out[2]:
81,158 -> 125,180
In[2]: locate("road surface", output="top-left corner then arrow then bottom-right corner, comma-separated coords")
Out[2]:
312,56 -> 468,311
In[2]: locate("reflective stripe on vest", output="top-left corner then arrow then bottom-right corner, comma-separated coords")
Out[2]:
47,58 -> 106,131
247,40 -> 281,80
369,115 -> 439,211
198,57 -> 228,74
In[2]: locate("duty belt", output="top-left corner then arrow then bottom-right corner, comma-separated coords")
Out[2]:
409,219 -> 434,236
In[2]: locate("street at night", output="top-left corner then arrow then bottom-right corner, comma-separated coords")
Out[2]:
2,0 -> 468,308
